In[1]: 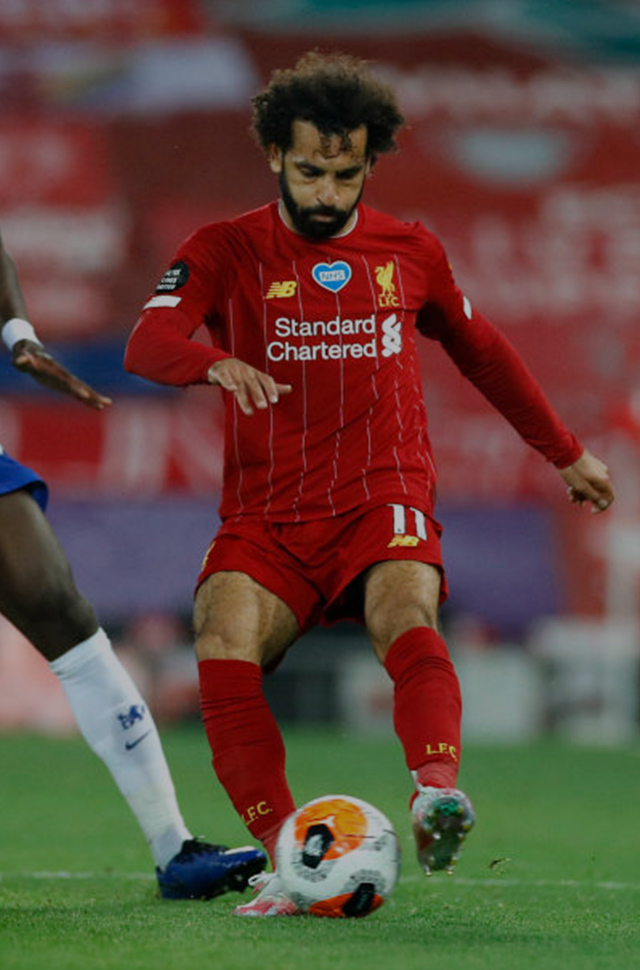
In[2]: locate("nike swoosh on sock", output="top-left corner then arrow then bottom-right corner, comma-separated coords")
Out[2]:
125,730 -> 152,750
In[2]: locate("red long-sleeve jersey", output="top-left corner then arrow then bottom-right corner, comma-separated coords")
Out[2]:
125,201 -> 582,522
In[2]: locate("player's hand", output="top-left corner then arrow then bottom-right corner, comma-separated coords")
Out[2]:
11,340 -> 112,410
207,358 -> 292,416
558,448 -> 614,514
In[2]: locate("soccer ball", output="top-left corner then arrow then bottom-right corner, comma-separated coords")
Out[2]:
275,794 -> 401,918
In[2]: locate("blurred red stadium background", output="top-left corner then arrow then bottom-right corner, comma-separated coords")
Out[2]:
1,1 -> 639,687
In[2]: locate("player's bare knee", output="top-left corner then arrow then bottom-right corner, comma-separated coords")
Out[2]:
194,609 -> 259,662
366,601 -> 439,660
195,629 -> 242,661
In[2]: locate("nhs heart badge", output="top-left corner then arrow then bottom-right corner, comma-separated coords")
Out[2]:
312,261 -> 352,293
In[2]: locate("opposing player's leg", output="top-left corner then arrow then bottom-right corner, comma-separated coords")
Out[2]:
0,487 -> 265,898
195,569 -> 300,867
364,559 -> 475,874
0,487 -> 97,658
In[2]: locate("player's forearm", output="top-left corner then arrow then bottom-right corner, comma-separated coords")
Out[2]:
0,244 -> 29,324
124,309 -> 228,386
441,312 -> 583,467
0,243 -> 43,352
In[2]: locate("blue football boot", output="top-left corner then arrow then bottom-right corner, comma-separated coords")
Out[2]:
157,839 -> 267,899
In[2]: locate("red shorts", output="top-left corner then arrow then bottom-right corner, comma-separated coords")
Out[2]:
197,503 -> 447,633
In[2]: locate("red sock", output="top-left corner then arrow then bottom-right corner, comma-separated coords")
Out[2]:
199,658 -> 295,863
384,627 -> 461,790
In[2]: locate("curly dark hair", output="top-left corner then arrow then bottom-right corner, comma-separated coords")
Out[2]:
251,51 -> 405,160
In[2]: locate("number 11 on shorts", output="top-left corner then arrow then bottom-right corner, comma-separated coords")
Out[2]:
388,504 -> 428,541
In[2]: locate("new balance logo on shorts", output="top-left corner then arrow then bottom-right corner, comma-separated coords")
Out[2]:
388,504 -> 427,545
388,535 -> 421,547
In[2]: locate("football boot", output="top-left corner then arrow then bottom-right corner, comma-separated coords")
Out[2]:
157,838 -> 266,899
233,871 -> 300,917
411,787 -> 475,875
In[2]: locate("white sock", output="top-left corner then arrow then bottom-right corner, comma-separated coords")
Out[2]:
50,628 -> 191,868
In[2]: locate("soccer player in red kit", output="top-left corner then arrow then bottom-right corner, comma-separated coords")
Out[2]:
125,52 -> 615,916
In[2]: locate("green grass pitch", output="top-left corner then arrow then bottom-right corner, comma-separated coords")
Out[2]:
1,726 -> 639,970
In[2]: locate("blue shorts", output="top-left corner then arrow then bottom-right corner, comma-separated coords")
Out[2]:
0,448 -> 48,510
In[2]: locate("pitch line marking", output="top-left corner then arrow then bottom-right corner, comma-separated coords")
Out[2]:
0,871 -> 153,881
2,872 -> 640,892
401,875 -> 640,891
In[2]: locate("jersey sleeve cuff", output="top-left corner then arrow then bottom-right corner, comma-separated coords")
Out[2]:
201,347 -> 232,382
551,434 -> 584,469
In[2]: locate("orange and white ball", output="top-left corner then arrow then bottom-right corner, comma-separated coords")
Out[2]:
275,794 -> 401,918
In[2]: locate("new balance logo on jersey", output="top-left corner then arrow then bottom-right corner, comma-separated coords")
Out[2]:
266,281 -> 297,299
381,314 -> 402,357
